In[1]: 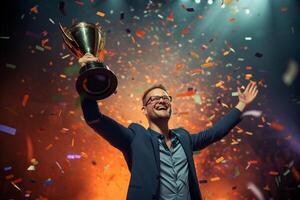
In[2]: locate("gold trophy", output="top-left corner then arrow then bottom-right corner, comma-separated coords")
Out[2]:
59,22 -> 117,100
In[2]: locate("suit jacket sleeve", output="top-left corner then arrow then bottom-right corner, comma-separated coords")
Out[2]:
80,96 -> 135,152
190,107 -> 242,151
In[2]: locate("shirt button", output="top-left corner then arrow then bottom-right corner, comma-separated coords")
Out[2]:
152,194 -> 157,199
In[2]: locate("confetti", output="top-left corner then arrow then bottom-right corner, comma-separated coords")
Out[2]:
22,94 -> 29,107
210,177 -> 220,182
4,166 -> 12,171
282,59 -> 299,86
215,156 -> 224,163
67,154 -> 81,159
247,182 -> 265,200
5,63 -> 16,69
35,45 -> 44,52
49,18 -> 55,24
242,110 -> 262,118
0,124 -> 16,136
96,11 -> 106,17
0,36 -> 10,39
255,52 -> 263,58
186,8 -> 195,12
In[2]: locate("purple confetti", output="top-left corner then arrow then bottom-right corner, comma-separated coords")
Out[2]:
0,124 -> 16,136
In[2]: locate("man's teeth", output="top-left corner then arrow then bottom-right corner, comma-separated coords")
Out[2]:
156,106 -> 167,110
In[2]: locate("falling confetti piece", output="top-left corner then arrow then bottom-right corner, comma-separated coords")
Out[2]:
0,124 -> 16,136
135,30 -> 145,37
49,18 -> 55,24
35,45 -> 44,52
22,94 -> 29,107
270,122 -> 284,131
186,8 -> 195,12
30,5 -> 39,14
0,36 -> 10,39
201,62 -> 214,68
210,177 -> 220,182
5,63 -> 16,69
242,110 -> 262,118
247,182 -> 265,200
96,11 -> 106,17
216,156 -> 224,163
282,59 -> 299,86
67,154 -> 81,159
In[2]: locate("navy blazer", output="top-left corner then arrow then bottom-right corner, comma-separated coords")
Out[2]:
81,97 -> 242,200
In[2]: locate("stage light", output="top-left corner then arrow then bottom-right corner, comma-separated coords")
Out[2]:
207,0 -> 213,5
195,0 -> 201,4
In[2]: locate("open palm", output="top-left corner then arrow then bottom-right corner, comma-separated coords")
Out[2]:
237,82 -> 258,105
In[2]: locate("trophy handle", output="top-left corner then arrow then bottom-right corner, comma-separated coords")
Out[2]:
95,23 -> 105,55
59,23 -> 74,43
59,23 -> 83,57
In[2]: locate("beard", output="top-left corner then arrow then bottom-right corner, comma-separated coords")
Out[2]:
152,107 -> 172,120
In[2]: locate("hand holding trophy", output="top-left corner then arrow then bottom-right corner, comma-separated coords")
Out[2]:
59,22 -> 118,100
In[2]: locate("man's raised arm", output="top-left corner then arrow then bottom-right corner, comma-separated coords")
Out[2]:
190,82 -> 258,151
78,54 -> 135,152
81,96 -> 135,152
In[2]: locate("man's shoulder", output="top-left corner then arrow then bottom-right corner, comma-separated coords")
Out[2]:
128,122 -> 147,132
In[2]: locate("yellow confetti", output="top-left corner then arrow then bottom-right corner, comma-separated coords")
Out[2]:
210,177 -> 220,182
216,156 -> 224,163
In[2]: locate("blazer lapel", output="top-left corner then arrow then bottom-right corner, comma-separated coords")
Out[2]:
172,129 -> 193,165
148,129 -> 160,172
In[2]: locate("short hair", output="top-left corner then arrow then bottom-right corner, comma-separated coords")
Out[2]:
142,84 -> 168,106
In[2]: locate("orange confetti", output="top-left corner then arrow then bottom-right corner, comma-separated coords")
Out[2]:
245,74 -> 253,80
223,0 -> 233,5
22,94 -> 29,107
190,51 -> 199,59
190,68 -> 204,76
216,156 -> 224,163
175,63 -> 184,72
30,5 -> 39,14
270,122 -> 284,131
210,177 -> 220,182
96,11 -> 106,17
223,50 -> 230,56
269,171 -> 279,176
201,62 -> 214,68
248,160 -> 258,165
136,30 -> 146,37
45,144 -> 53,150
176,90 -> 196,97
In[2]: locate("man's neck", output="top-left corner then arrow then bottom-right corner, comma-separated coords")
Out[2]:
148,120 -> 170,138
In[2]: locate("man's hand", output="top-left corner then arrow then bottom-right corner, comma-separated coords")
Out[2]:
235,81 -> 259,112
78,53 -> 99,67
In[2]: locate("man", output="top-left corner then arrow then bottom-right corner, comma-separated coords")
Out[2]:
79,53 -> 258,200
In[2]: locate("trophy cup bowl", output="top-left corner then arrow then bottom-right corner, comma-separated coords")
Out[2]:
59,22 -> 118,100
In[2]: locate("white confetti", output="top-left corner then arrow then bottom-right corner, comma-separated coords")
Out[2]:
242,110 -> 262,118
282,59 -> 299,86
247,182 -> 265,200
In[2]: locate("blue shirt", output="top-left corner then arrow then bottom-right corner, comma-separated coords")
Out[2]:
150,129 -> 191,200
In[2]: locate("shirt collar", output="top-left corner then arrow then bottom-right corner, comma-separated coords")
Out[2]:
148,128 -> 178,139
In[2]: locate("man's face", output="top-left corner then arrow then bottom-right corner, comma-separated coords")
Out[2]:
142,88 -> 172,122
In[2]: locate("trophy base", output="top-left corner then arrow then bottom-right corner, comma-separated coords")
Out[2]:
76,62 -> 118,100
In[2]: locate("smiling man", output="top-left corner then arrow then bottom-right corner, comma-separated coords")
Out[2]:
79,54 -> 258,200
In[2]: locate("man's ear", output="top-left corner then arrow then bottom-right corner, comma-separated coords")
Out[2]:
141,106 -> 147,115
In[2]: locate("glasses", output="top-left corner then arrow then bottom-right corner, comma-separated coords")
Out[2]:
144,95 -> 172,106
